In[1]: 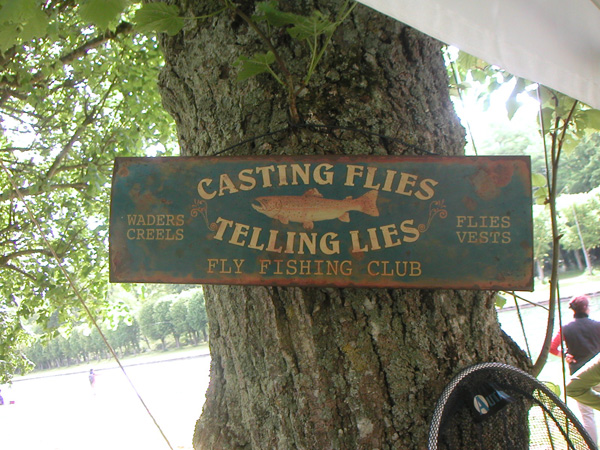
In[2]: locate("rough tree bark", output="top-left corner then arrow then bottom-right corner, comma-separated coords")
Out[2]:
156,1 -> 530,448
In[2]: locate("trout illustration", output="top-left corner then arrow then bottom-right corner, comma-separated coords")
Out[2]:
252,188 -> 379,229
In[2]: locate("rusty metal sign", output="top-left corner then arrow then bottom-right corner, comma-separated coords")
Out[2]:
109,155 -> 533,290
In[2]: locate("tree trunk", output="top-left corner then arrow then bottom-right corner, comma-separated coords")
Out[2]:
574,249 -> 584,271
535,258 -> 545,282
156,1 -> 530,448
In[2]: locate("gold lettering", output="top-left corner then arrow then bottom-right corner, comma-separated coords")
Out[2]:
415,179 -> 438,200
320,232 -> 340,255
344,165 -> 364,186
213,217 -> 234,241
382,169 -> 396,192
364,167 -> 381,189
230,222 -> 249,246
207,259 -> 218,273
367,227 -> 381,250
286,260 -> 298,275
291,163 -> 310,185
368,260 -> 421,277
314,163 -> 334,185
350,230 -> 368,253
238,168 -> 257,191
233,259 -> 244,274
340,260 -> 352,276
197,178 -> 216,200
297,233 -> 317,255
285,232 -> 296,254
367,261 -> 379,276
266,230 -> 283,253
395,173 -> 418,196
381,224 -> 401,248
218,174 -> 239,196
256,165 -> 275,187
248,227 -> 265,251
410,261 -> 422,276
299,260 -> 311,275
400,220 -> 420,243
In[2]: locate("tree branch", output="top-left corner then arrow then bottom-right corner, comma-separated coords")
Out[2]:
0,21 -> 133,106
0,183 -> 88,202
45,78 -> 116,180
1,263 -> 36,281
0,248 -> 52,264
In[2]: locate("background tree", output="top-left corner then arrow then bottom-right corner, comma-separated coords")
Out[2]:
0,0 -> 175,381
170,296 -> 192,346
138,301 -> 159,350
556,135 -> 600,194
153,297 -> 176,349
182,287 -> 208,343
557,190 -> 600,272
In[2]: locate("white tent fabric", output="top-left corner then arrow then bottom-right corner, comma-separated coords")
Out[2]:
357,0 -> 600,110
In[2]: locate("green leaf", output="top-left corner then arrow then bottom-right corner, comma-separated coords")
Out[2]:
0,0 -> 33,23
255,1 -> 298,27
506,92 -> 519,121
494,293 -> 507,309
19,7 -> 48,41
79,0 -> 129,30
561,134 -> 580,154
471,69 -> 487,84
0,24 -> 19,53
543,381 -> 561,397
234,51 -> 276,81
577,109 -> 600,131
0,0 -> 48,49
457,52 -> 480,71
534,187 -> 549,205
288,11 -> 335,41
133,2 -> 184,36
487,79 -> 501,94
531,173 -> 547,188
506,77 -> 527,120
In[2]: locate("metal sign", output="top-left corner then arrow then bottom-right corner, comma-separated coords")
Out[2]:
109,155 -> 533,290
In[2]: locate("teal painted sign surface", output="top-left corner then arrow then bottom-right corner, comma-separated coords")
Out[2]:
109,155 -> 533,290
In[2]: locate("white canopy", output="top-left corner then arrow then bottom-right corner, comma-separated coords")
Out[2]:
357,0 -> 600,109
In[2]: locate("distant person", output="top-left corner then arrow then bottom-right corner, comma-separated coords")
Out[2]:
89,369 -> 96,389
550,294 -> 600,443
0,388 -> 4,405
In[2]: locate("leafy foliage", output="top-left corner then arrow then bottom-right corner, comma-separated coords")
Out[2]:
235,51 -> 279,83
133,2 -> 185,36
0,0 -> 176,382
557,189 -> 600,253
26,286 -> 208,370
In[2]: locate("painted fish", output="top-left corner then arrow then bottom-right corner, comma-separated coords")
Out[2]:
252,188 -> 379,229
